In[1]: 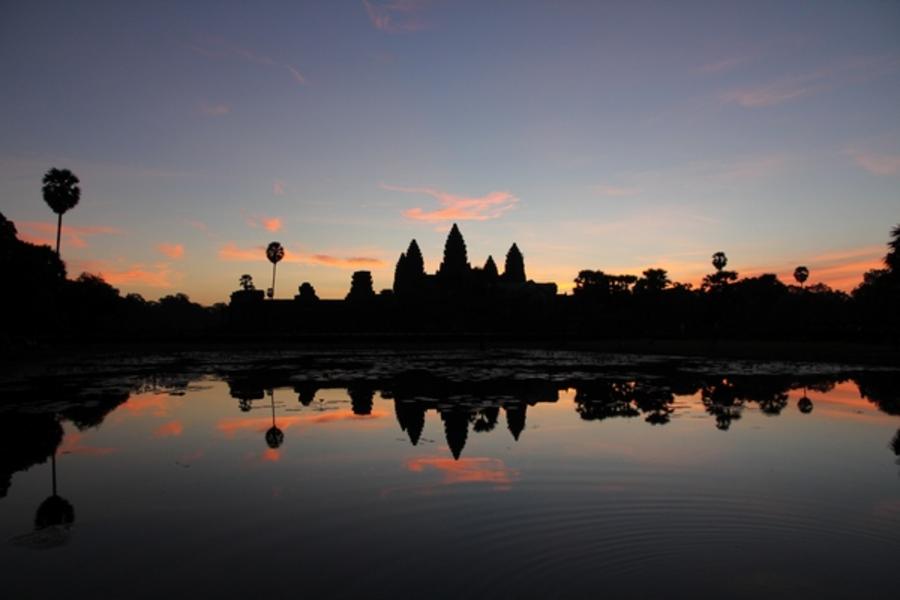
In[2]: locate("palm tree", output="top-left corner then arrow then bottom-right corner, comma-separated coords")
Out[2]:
41,168 -> 81,257
265,241 -> 284,299
712,251 -> 727,272
793,265 -> 809,288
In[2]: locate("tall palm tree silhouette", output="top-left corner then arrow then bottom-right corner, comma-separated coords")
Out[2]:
712,251 -> 727,272
794,266 -> 809,288
266,241 -> 285,299
41,168 -> 81,257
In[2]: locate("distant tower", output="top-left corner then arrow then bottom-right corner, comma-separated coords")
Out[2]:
348,385 -> 375,416
483,255 -> 499,281
392,252 -> 407,294
503,243 -> 526,283
405,239 -> 425,279
346,271 -> 376,302
393,239 -> 427,297
505,403 -> 527,441
441,408 -> 469,460
437,223 -> 471,287
295,282 -> 318,303
394,400 -> 426,446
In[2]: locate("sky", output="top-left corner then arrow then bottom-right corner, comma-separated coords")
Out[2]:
1,0 -> 899,303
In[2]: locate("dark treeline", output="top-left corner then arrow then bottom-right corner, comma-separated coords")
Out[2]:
1,212 -> 225,344
3,211 -> 899,346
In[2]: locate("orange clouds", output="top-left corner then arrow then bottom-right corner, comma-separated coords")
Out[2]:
154,420 -> 184,438
75,260 -> 178,289
157,243 -> 184,259
247,215 -> 283,232
18,221 -> 119,248
309,254 -> 384,267
406,457 -> 518,485
217,409 -> 388,437
119,393 -> 179,417
218,242 -> 261,262
218,242 -> 385,268
59,431 -> 117,457
384,184 -> 519,222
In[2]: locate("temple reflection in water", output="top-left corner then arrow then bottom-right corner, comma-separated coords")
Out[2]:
1,359 -> 898,600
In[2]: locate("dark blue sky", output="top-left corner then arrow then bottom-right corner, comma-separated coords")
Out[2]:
2,0 -> 899,301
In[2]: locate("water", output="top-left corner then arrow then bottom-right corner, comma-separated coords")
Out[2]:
1,350 -> 898,599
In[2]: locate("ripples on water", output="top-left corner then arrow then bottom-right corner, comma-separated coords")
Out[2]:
1,351 -> 898,599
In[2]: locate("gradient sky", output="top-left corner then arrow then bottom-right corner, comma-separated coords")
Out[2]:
2,0 -> 899,303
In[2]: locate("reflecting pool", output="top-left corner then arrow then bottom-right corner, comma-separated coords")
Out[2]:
1,350 -> 899,598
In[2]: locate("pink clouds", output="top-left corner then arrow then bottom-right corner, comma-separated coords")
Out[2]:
593,185 -> 640,197
218,242 -> 385,268
720,56 -> 899,109
200,102 -> 230,116
849,149 -> 900,176
286,65 -> 307,85
720,73 -> 823,108
384,184 -> 519,222
363,0 -> 430,33
695,56 -> 748,75
191,35 -> 307,86
18,221 -> 119,249
157,243 -> 184,259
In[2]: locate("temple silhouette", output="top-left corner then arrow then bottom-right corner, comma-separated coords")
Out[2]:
228,223 -> 559,335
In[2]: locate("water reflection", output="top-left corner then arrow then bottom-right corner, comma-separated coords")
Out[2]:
3,368 -> 899,492
213,368 -> 900,462
1,358 -> 898,598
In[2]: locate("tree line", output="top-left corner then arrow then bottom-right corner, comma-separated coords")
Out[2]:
1,167 -> 898,344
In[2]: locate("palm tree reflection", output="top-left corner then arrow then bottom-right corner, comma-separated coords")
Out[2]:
701,380 -> 743,431
35,451 -> 75,531
265,389 -> 284,449
798,387 -> 814,414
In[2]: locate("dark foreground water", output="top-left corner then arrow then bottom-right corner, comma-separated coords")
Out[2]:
1,350 -> 899,599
